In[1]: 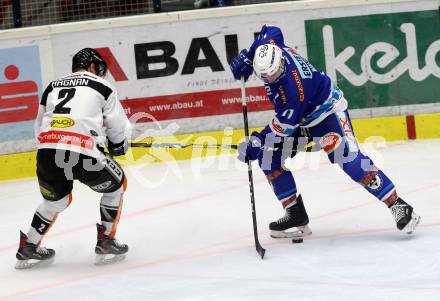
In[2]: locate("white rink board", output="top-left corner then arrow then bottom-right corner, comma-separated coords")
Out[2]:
0,0 -> 436,100
9,0 -> 437,97
0,0 -> 438,154
0,139 -> 439,300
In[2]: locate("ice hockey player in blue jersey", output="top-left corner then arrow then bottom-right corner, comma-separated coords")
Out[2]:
230,25 -> 421,239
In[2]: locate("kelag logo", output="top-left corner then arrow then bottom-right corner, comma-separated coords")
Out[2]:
0,46 -> 42,124
305,10 -> 440,109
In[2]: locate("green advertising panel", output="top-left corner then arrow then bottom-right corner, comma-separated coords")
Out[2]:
305,10 -> 440,109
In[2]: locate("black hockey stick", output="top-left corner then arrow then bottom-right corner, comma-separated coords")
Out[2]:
241,77 -> 266,259
130,142 -> 237,149
130,141 -> 316,152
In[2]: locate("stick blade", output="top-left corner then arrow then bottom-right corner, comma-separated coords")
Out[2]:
256,244 -> 266,259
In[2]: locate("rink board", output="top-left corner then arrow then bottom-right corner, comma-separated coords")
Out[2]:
1,112 -> 440,181
0,0 -> 439,155
1,0 -> 439,180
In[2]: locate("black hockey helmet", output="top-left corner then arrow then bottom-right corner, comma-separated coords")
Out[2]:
72,48 -> 107,77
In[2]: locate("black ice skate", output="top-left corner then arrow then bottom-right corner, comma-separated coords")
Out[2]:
94,223 -> 128,265
269,195 -> 312,239
389,198 -> 421,234
15,231 -> 55,269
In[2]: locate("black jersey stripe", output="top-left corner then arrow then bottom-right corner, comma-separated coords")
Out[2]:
40,84 -> 54,106
87,80 -> 113,100
49,77 -> 113,101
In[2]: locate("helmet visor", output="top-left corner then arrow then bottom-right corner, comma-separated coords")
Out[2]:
95,62 -> 108,77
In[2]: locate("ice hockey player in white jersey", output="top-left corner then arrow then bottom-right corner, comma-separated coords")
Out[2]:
16,48 -> 131,269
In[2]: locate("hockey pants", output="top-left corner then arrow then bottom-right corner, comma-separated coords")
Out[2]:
27,149 -> 126,244
257,110 -> 397,208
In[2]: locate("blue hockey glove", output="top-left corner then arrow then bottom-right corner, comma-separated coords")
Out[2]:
237,131 -> 265,163
249,25 -> 286,54
229,49 -> 254,81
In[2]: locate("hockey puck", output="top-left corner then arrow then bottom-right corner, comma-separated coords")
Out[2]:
292,238 -> 304,244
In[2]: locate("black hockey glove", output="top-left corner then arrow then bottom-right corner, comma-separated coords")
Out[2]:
107,138 -> 128,156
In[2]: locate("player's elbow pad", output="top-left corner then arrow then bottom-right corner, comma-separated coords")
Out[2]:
107,138 -> 128,156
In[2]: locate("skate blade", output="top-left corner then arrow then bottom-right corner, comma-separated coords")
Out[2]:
15,257 -> 54,270
94,253 -> 126,266
403,212 -> 421,234
270,225 -> 312,239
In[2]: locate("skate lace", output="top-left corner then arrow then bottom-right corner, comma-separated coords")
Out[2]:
390,204 -> 406,222
36,246 -> 50,255
276,210 -> 291,224
112,239 -> 125,248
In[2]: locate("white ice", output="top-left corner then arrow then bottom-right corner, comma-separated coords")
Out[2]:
0,139 -> 439,301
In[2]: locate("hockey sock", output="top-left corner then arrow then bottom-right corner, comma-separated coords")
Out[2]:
360,169 -> 397,204
265,167 -> 298,208
337,149 -> 398,204
27,193 -> 72,244
100,182 -> 125,238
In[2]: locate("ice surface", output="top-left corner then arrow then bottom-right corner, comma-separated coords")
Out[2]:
1,139 -> 439,301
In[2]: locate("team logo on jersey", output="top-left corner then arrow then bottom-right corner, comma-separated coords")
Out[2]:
367,175 -> 383,191
319,132 -> 341,153
51,117 -> 75,128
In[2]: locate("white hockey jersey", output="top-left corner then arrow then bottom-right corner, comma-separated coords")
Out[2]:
35,71 -> 130,158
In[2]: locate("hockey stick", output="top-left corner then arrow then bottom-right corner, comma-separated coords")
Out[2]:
130,142 -> 237,149
130,142 -> 316,152
241,77 -> 266,259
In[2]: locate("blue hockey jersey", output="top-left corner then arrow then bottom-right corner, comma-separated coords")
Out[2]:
249,25 -> 347,136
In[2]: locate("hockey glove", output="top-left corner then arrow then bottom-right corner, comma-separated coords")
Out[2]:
237,131 -> 265,163
249,25 -> 286,54
107,138 -> 128,156
230,49 -> 254,81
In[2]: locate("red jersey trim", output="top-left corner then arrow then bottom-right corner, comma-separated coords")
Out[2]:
38,130 -> 95,150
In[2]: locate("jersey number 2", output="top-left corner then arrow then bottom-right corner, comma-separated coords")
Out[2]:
54,88 -> 76,114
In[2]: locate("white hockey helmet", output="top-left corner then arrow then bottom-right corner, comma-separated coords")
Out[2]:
253,44 -> 284,83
